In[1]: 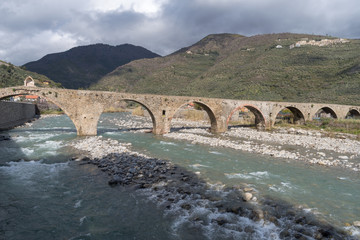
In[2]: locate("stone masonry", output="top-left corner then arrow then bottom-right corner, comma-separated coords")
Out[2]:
0,86 -> 359,136
0,101 -> 36,130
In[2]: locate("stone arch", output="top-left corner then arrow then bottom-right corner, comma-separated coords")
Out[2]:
106,98 -> 157,132
274,106 -> 305,125
346,109 -> 360,119
24,76 -> 35,87
314,107 -> 338,119
226,104 -> 266,129
0,92 -> 77,129
1,92 -> 66,114
170,100 -> 218,133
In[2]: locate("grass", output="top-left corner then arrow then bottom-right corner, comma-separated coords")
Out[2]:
103,107 -> 127,113
132,106 -> 145,116
183,109 -> 207,121
275,118 -> 360,137
228,120 -> 255,126
40,109 -> 64,115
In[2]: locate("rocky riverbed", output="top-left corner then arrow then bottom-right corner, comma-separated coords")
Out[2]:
107,113 -> 360,171
69,136 -> 356,239
165,127 -> 360,171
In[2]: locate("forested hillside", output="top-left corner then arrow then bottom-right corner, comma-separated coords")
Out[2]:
23,44 -> 160,89
91,33 -> 360,105
0,60 -> 61,88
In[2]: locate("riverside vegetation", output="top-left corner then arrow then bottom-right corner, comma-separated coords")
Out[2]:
276,119 -> 360,136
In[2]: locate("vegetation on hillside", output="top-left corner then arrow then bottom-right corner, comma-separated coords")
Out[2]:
91,33 -> 360,106
23,43 -> 160,89
0,60 -> 62,88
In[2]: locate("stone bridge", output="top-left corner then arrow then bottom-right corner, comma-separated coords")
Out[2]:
1,86 -> 359,136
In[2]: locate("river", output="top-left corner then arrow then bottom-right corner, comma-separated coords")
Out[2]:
0,113 -> 359,239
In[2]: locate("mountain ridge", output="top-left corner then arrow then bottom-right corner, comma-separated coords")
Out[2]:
23,43 -> 160,89
90,33 -> 360,105
0,60 -> 61,88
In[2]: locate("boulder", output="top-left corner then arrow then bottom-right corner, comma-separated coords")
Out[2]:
243,192 -> 253,202
244,187 -> 253,192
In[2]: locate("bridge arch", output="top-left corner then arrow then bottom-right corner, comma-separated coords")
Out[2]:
346,109 -> 360,119
101,98 -> 157,133
274,106 -> 305,125
314,107 -> 338,119
169,100 -> 217,133
0,92 -> 77,127
1,93 -> 63,111
226,104 -> 266,129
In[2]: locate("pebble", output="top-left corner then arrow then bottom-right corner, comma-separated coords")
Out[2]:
244,187 -> 253,192
104,115 -> 360,171
102,114 -> 360,171
68,135 -> 351,240
318,152 -> 326,157
243,192 -> 253,201
164,127 -> 360,171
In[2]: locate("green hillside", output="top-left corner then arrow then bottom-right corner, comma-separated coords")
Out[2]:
90,33 -> 360,105
0,60 -> 61,88
23,44 -> 160,89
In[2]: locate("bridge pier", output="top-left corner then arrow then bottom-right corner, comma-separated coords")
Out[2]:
68,103 -> 104,136
1,86 -> 359,137
213,116 -> 228,133
71,112 -> 101,136
73,117 -> 98,136
152,115 -> 170,135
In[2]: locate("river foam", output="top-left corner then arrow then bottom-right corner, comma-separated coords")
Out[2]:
69,136 -> 356,239
0,160 -> 68,186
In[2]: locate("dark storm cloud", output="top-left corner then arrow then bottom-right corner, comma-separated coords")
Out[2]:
160,0 -> 360,45
0,0 -> 359,65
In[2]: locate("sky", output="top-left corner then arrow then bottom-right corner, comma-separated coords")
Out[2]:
1,0 -> 359,66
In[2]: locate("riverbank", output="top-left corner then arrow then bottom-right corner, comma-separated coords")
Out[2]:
3,112 -> 360,239
0,101 -> 38,131
108,114 -> 360,172
12,113 -> 59,129
164,127 -> 360,171
69,136 -> 357,239
277,119 -> 360,136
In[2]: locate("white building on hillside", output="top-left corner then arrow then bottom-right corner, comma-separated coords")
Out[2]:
24,76 -> 35,87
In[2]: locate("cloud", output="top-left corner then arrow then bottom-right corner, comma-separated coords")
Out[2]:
0,0 -> 359,65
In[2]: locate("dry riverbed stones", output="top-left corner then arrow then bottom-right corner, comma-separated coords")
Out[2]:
70,137 -> 354,239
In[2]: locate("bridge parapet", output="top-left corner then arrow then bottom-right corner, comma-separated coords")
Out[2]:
1,86 -> 359,136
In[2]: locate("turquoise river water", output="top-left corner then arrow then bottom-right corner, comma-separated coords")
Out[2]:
0,113 -> 359,239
